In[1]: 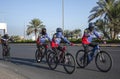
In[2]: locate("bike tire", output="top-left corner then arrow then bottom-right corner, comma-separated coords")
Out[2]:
76,50 -> 88,68
63,53 -> 76,74
2,47 -> 11,61
95,51 -> 112,72
46,50 -> 51,63
47,50 -> 58,70
35,49 -> 42,63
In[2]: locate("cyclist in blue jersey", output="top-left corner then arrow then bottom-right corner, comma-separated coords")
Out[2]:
51,28 -> 73,51
82,23 -> 102,57
36,28 -> 51,47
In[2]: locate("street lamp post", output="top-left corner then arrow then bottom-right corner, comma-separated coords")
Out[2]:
62,0 -> 64,32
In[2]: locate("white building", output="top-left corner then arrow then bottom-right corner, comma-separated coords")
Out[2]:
0,23 -> 7,34
118,34 -> 120,40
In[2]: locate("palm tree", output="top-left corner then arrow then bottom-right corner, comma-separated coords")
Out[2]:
89,0 -> 120,39
95,19 -> 110,39
26,18 -> 45,40
64,30 -> 71,39
73,29 -> 81,39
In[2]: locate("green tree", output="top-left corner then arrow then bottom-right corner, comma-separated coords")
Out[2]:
64,30 -> 71,39
11,35 -> 22,42
89,0 -> 120,39
95,19 -> 110,39
64,29 -> 82,39
26,18 -> 45,40
73,29 -> 81,39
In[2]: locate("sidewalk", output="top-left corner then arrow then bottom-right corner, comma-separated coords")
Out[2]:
0,63 -> 27,79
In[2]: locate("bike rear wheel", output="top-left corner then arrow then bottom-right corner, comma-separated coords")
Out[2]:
95,51 -> 112,72
47,51 -> 58,70
63,53 -> 75,74
76,50 -> 88,68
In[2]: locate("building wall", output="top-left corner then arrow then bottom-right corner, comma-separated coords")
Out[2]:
0,23 -> 7,34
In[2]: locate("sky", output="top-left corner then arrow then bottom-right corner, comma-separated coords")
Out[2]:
0,0 -> 98,38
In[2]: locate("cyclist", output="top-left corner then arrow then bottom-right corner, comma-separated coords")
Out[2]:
51,28 -> 73,59
1,34 -> 13,58
36,28 -> 51,47
82,23 -> 102,60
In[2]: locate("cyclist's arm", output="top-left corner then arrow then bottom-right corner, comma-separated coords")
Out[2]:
61,35 -> 70,44
46,34 -> 52,42
1,38 -> 8,42
9,37 -> 14,42
93,30 -> 101,39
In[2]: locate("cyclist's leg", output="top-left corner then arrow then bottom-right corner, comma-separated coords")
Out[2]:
57,46 -> 65,62
2,44 -> 5,56
89,42 -> 98,56
82,44 -> 89,63
57,46 -> 64,56
89,42 -> 98,51
82,44 -> 89,55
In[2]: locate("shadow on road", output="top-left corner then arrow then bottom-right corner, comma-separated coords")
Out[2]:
1,57 -> 67,74
77,66 -> 101,73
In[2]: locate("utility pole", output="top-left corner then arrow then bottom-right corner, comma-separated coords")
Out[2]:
62,0 -> 64,32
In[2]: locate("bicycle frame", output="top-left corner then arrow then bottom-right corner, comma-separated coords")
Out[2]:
91,44 -> 100,56
52,46 -> 66,62
38,44 -> 48,55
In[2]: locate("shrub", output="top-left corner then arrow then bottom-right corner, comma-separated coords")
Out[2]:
69,38 -> 82,44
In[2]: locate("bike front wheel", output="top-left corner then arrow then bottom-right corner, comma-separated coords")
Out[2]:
35,49 -> 42,63
95,51 -> 112,72
63,53 -> 76,74
47,50 -> 58,70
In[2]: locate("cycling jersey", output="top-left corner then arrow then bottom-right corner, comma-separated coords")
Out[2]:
82,28 -> 100,44
1,36 -> 10,46
54,32 -> 70,45
38,33 -> 51,44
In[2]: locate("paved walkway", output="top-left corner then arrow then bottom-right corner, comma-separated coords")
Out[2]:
0,62 -> 27,79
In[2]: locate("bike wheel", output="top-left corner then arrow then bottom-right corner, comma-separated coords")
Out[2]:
76,50 -> 88,68
2,48 -> 11,61
2,49 -> 6,59
46,50 -> 51,62
63,53 -> 76,74
47,51 -> 58,70
95,51 -> 112,72
35,49 -> 42,63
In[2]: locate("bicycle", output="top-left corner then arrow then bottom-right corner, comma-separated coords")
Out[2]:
76,43 -> 112,72
35,43 -> 49,63
2,40 -> 11,61
47,45 -> 75,74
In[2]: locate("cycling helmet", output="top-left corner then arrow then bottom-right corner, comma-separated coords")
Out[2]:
4,34 -> 9,39
41,28 -> 46,35
56,28 -> 63,32
88,23 -> 94,31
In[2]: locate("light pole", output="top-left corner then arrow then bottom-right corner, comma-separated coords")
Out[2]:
62,0 -> 64,32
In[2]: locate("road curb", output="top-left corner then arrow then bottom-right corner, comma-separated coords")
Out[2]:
8,43 -> 120,47
74,44 -> 120,47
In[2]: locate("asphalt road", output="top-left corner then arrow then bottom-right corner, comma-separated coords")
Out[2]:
0,44 -> 120,79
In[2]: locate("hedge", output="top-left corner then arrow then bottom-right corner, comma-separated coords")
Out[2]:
11,39 -> 120,44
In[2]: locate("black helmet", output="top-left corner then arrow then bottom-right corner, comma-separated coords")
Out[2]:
41,28 -> 46,35
88,23 -> 94,31
4,34 -> 9,39
56,28 -> 63,32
